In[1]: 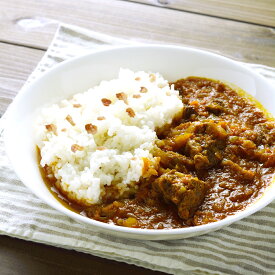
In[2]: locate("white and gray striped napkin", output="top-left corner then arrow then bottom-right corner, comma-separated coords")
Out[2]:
0,23 -> 274,275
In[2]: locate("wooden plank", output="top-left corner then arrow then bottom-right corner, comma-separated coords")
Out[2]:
127,0 -> 275,27
0,235 -> 164,275
0,42 -> 44,115
0,0 -> 274,66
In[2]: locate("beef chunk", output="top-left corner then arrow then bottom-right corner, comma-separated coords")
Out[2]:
153,148 -> 194,172
185,139 -> 202,157
194,154 -> 210,170
184,122 -> 227,169
153,170 -> 208,220
157,121 -> 228,171
203,139 -> 225,167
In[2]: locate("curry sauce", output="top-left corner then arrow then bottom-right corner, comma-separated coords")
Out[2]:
41,77 -> 275,229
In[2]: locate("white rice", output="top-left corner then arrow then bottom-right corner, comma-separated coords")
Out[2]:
36,69 -> 183,205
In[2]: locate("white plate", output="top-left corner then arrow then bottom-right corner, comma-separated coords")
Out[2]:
4,45 -> 275,240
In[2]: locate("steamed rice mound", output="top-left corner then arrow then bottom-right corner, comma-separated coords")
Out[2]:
36,69 -> 183,205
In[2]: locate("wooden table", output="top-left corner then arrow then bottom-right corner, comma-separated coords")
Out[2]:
0,1 -> 274,274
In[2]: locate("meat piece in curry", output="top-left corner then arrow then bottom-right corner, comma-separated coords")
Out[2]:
157,120 -> 228,170
153,170 -> 208,220
42,77 -> 275,229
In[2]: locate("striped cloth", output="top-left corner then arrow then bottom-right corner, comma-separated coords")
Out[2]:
0,23 -> 274,275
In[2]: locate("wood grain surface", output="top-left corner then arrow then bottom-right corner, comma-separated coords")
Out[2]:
127,0 -> 275,27
0,1 -> 274,274
0,235 -> 164,275
0,0 -> 275,66
0,42 -> 44,115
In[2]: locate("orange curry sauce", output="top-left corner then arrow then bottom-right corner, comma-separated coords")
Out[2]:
40,77 -> 275,229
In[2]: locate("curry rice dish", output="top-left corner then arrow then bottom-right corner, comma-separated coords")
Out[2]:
37,69 -> 275,229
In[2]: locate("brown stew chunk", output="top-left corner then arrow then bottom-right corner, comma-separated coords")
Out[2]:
153,148 -> 194,172
153,170 -> 208,220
